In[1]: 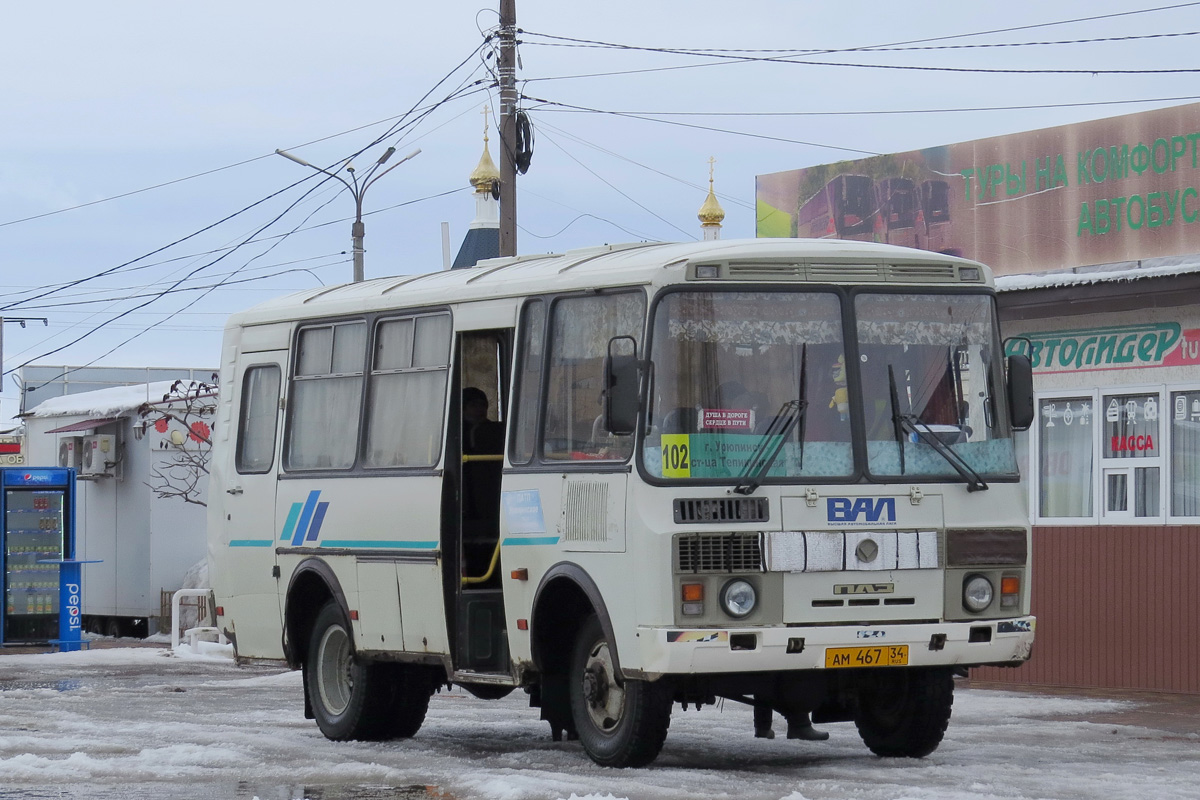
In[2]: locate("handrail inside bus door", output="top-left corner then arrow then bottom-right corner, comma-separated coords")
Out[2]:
461,453 -> 504,586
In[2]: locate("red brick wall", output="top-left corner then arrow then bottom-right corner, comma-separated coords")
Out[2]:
973,525 -> 1200,693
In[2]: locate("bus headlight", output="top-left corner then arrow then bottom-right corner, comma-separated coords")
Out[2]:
963,574 -> 994,613
719,579 -> 757,619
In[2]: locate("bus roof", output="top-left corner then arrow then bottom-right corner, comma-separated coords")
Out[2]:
226,238 -> 990,328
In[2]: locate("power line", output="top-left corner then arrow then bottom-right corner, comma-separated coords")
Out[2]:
520,4 -> 1200,82
518,187 -> 664,242
0,83 -> 485,231
1,80 -> 484,314
524,50 -> 1200,82
523,29 -> 1200,54
15,256 -> 348,310
538,128 -> 696,241
521,4 -> 1200,58
525,96 -> 880,156
6,182 -> 467,371
533,94 -> 1200,119
535,119 -> 754,211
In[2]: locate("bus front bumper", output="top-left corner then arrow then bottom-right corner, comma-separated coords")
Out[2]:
632,616 -> 1035,676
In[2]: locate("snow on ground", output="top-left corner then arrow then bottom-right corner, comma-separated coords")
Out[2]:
0,646 -> 1197,800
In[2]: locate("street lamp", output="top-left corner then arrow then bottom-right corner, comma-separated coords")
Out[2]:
275,146 -> 421,283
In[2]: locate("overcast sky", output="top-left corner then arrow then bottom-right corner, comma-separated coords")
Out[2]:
3,1 -> 1199,425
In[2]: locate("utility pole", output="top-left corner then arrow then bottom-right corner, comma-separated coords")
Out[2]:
498,0 -> 518,257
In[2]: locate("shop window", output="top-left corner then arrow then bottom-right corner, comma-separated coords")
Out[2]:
1038,397 -> 1093,518
1100,392 -> 1162,520
1170,390 -> 1200,516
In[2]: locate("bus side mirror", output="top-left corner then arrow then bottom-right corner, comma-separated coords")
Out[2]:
1006,354 -> 1034,431
604,336 -> 639,436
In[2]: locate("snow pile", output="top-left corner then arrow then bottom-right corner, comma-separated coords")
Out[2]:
997,253 -> 1200,292
27,381 -> 181,418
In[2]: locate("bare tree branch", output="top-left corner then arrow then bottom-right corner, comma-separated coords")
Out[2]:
138,379 -> 218,507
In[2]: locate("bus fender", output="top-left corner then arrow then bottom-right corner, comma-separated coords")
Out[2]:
282,557 -> 349,669
530,562 -> 623,681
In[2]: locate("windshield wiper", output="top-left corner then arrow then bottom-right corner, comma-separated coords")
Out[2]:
734,345 -> 809,495
733,399 -> 806,495
887,364 -> 988,492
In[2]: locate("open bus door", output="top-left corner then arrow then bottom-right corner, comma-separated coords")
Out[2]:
445,328 -> 513,683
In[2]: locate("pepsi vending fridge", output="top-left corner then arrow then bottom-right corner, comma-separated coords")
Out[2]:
1,468 -> 76,645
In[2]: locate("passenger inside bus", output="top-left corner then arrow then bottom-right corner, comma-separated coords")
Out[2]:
462,387 -> 503,580
463,387 -> 503,455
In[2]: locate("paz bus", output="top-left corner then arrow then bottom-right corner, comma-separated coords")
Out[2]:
207,238 -> 1035,768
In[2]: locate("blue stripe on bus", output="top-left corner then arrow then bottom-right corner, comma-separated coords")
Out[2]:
502,536 -> 560,546
229,539 -> 274,547
319,540 -> 438,549
280,502 -> 303,542
291,491 -> 320,547
306,501 -> 329,542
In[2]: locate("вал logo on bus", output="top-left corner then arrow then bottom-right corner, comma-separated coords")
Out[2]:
826,497 -> 897,524
1111,434 -> 1155,452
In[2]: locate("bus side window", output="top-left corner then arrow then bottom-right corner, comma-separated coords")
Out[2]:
235,365 -> 281,474
542,291 -> 645,461
364,313 -> 452,468
287,321 -> 367,470
510,299 -> 545,465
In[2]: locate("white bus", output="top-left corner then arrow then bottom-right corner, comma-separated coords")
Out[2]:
207,238 -> 1035,767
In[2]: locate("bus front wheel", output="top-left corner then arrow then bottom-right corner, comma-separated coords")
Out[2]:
568,614 -> 672,767
853,667 -> 954,758
306,600 -> 399,741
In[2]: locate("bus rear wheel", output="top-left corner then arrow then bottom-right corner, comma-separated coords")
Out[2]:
568,614 -> 672,767
853,667 -> 954,758
306,600 -> 413,741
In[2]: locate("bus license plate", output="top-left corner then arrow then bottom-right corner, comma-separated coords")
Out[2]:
824,645 -> 909,668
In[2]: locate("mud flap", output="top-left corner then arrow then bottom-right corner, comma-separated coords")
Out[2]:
532,674 -> 577,741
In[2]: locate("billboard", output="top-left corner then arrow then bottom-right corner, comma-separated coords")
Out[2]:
756,102 -> 1200,276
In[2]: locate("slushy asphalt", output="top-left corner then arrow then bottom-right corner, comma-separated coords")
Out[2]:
3,637 -> 1195,738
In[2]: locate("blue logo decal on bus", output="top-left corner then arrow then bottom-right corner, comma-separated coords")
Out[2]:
281,490 -> 329,546
827,497 -> 896,525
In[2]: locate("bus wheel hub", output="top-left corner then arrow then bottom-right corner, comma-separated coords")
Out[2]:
583,663 -> 609,707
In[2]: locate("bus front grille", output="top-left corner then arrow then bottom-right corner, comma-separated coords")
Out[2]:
675,532 -> 764,573
674,497 -> 769,524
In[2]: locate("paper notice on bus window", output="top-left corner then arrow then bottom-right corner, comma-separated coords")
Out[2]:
661,434 -> 691,478
702,408 -> 754,429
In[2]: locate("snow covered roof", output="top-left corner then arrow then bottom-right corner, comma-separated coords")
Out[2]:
996,253 -> 1200,292
25,381 -> 183,419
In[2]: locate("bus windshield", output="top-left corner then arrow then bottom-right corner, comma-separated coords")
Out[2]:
642,289 -> 1019,484
644,290 -> 853,481
856,292 -> 1017,480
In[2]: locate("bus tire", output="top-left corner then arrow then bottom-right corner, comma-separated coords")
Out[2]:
853,667 -> 953,758
306,600 -> 392,741
377,663 -> 434,739
569,614 -> 671,767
